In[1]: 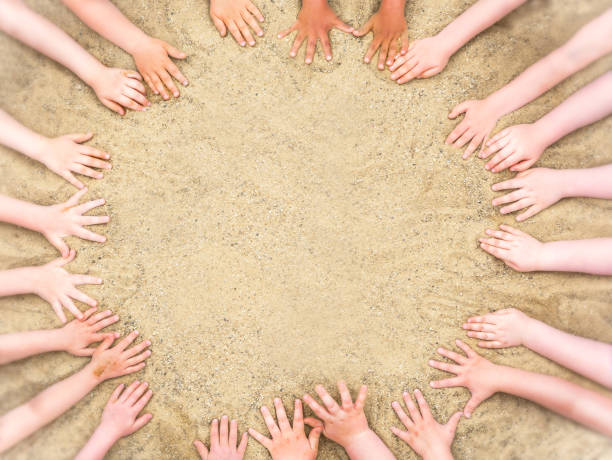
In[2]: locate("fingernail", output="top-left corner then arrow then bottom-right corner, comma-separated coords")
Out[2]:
183,80 -> 189,86
258,31 -> 263,36
134,330 -> 139,335
364,58 -> 369,63
146,340 -> 151,345
277,34 -> 282,39
290,52 -> 296,57
97,174 -> 103,179
326,55 -> 331,61
428,360 -> 434,365
240,42 -> 246,46
249,41 -> 255,46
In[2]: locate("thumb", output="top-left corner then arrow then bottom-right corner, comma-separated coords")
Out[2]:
67,132 -> 93,143
98,334 -> 115,351
448,101 -> 469,119
463,394 -> 484,418
445,411 -> 463,436
304,417 -> 324,430
47,234 -> 70,258
334,19 -> 354,34
193,440 -> 208,459
352,20 -> 371,37
164,42 -> 187,59
308,427 -> 322,452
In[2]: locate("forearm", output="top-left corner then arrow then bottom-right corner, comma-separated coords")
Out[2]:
0,0 -> 104,86
62,0 -> 152,55
558,164 -> 612,200
496,365 -> 612,436
523,318 -> 612,388
0,364 -> 100,453
485,11 -> 612,118
435,0 -> 526,58
343,429 -> 397,460
0,195 -> 46,234
0,329 -> 66,365
0,266 -> 40,297
0,109 -> 47,162
379,0 -> 406,12
534,72 -> 612,147
74,425 -> 118,460
537,238 -> 612,275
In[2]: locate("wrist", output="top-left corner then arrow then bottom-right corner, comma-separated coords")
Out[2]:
379,0 -> 406,11
555,168 -> 580,199
79,60 -> 109,90
534,242 -> 555,272
21,133 -> 50,163
124,31 -> 154,56
93,423 -> 122,446
423,447 -> 453,460
46,328 -> 71,353
82,361 -> 107,386
531,118 -> 557,149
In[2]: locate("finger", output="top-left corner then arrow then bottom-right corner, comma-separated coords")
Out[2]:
51,299 -> 67,323
101,97 -> 125,115
466,330 -> 496,341
124,70 -> 142,81
210,418 -> 220,448
478,340 -> 504,349
248,428 -> 271,449
491,178 -> 520,193
453,129 -> 475,149
50,248 -> 75,266
481,135 -> 510,159
320,33 -> 332,61
92,314 -> 120,332
516,204 -> 540,222
445,411 -> 463,435
462,133 -> 484,160
462,322 -> 495,333
391,400 -> 413,428
510,158 -> 536,172
445,121 -> 469,145
212,15 -> 227,37
149,72 -> 168,99
75,227 -> 106,244
128,381 -> 150,406
419,66 -> 441,78
237,432 -> 248,455
397,62 -> 427,84
61,295 -> 83,319
236,18 -> 255,47
260,406 -> 281,438
352,19 -> 372,37
165,59 -> 189,88
499,224 -> 525,236
246,0 -> 264,22
466,314 -> 496,325
164,42 -> 187,60
402,392 -> 421,423
455,339 -> 476,358
478,237 -> 512,250
219,416 -> 229,447
131,412 -> 153,433
334,19 -> 354,34
124,338 -> 151,358
67,132 -> 94,143
66,188 -> 88,206
86,308 -> 113,325
493,153 -> 523,173
389,54 -> 406,72
119,380 -> 141,402
413,389 -> 432,420
80,306 -> 97,320
305,37 -> 316,64
355,385 -> 367,410
430,377 -> 462,389
308,425 -> 322,451
486,128 -> 511,147
124,362 -> 146,375
277,22 -> 297,40
485,146 -> 514,171
289,32 -> 305,58
79,215 -> 111,226
61,170 -> 84,189
122,87 -> 149,107
73,197 -> 105,215
273,398 -> 291,432
448,101 -> 470,120
229,419 -> 238,448
48,234 -> 70,258
390,426 -> 410,443
293,399 -> 304,432
72,163 -> 103,180
428,359 -> 462,375
500,198 -> 533,215
377,40 -> 390,70
227,19 -> 246,46
464,394 -> 483,418
390,57 -> 418,81
124,77 -> 147,95
436,346 -> 467,365
484,228 -> 514,241
117,94 -> 146,112
303,393 -> 330,420
109,383 -> 124,402
337,381 -> 353,408
117,330 -> 140,351
364,38 -> 380,64
315,385 -> 340,414
193,440 -> 208,459
303,417 -> 324,429
78,152 -> 111,169
69,288 -> 97,308
241,10 -> 263,39
480,242 -> 511,261
155,68 -> 180,99
387,39 -> 399,67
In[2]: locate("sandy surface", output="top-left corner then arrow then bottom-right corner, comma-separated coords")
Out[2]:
1,0 -> 612,459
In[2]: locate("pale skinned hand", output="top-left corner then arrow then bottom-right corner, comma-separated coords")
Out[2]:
302,381 -> 368,447
429,339 -> 500,418
61,307 -> 119,356
277,0 -> 354,64
446,99 -> 501,159
481,124 -> 546,173
90,67 -> 149,115
390,36 -> 451,84
210,0 -> 264,47
98,381 -> 153,441
249,398 -> 321,460
131,37 -> 188,100
38,188 -> 109,257
194,416 -> 248,460
479,224 -> 544,272
40,133 -> 111,189
491,168 -> 565,221
30,249 -> 102,323
353,4 -> 408,70
463,308 -> 529,349
89,330 -> 151,382
391,389 -> 462,460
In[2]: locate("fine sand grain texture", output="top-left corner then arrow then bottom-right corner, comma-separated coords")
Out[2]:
1,1 -> 612,459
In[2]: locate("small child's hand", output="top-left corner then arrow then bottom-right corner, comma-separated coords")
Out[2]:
277,1 -> 353,64
491,168 -> 564,221
302,381 -> 369,448
131,37 -> 188,100
60,307 -> 118,356
88,330 -> 151,382
249,398 -> 321,460
429,339 -> 500,418
463,308 -> 529,349
479,225 -> 544,272
96,381 -> 153,442
30,249 -> 101,322
40,133 -> 111,189
194,416 -> 248,460
481,124 -> 545,173
210,0 -> 264,47
391,389 -> 461,460
446,99 -> 501,159
38,188 -> 109,257
389,36 -> 451,84
353,4 -> 408,70
90,67 -> 149,115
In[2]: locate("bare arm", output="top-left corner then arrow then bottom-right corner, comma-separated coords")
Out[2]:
538,238 -> 612,275
559,164 -> 612,200
0,108 -> 48,162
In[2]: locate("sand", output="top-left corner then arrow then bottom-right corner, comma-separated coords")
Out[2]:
1,0 -> 612,459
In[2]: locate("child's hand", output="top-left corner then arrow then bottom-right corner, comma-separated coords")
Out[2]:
90,67 -> 149,115
37,188 -> 109,257
463,308 -> 529,349
479,224 -> 544,272
210,0 -> 264,47
194,416 -> 248,460
30,249 -> 102,322
446,99 -> 501,159
96,381 -> 153,442
391,389 -> 462,460
131,37 -> 188,100
248,398 -> 321,460
481,124 -> 546,173
60,307 -> 118,356
491,168 -> 565,221
88,330 -> 151,383
39,133 -> 111,189
389,36 -> 451,84
277,0 -> 353,64
429,340 -> 500,418
302,381 -> 369,448
353,3 -> 408,70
